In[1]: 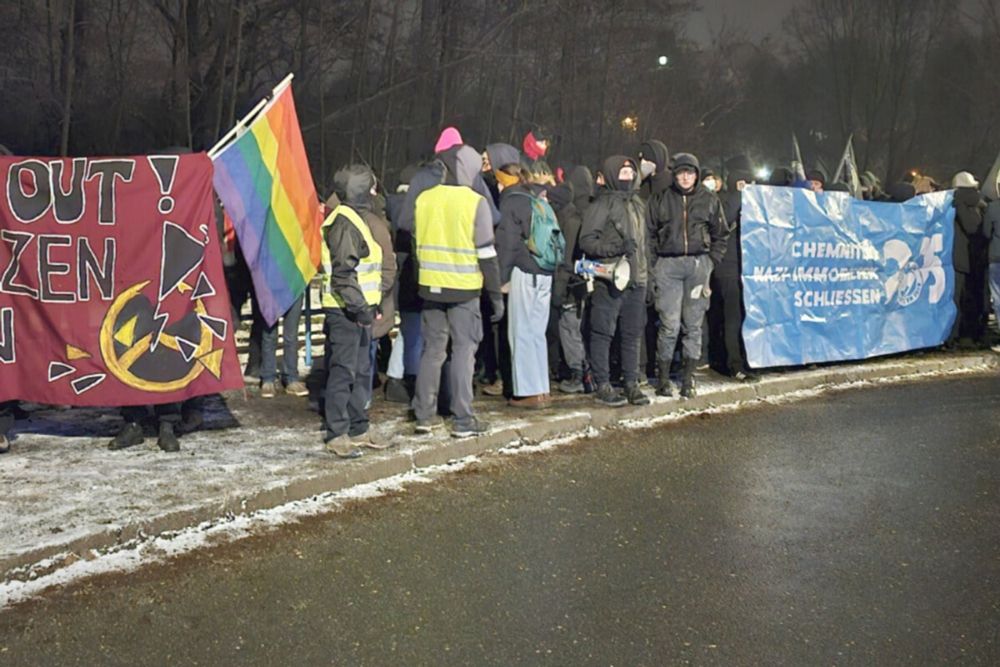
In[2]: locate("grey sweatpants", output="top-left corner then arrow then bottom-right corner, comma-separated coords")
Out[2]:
558,304 -> 586,373
413,298 -> 483,425
654,255 -> 713,363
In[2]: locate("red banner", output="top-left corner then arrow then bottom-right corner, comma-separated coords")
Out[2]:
0,153 -> 243,406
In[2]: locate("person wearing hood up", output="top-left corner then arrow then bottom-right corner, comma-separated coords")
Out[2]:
493,143 -> 561,408
950,171 -> 989,346
702,169 -> 722,194
647,153 -> 729,398
413,144 -> 504,438
579,156 -> 652,408
319,165 -> 391,459
567,165 -> 596,217
638,139 -> 672,201
708,167 -> 757,381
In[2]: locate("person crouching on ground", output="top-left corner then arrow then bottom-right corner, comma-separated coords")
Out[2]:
578,156 -> 652,408
320,165 -> 391,459
647,153 -> 729,398
494,145 -> 561,409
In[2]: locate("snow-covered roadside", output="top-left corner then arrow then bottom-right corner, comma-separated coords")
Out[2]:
0,353 -> 996,609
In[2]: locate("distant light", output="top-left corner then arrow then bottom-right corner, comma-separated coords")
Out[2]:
621,116 -> 639,133
755,167 -> 771,181
658,55 -> 669,66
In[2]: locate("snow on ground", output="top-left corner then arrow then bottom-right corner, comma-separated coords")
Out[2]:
0,352 -> 994,608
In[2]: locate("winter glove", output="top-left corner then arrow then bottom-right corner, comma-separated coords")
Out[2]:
490,295 -> 505,323
353,306 -> 375,327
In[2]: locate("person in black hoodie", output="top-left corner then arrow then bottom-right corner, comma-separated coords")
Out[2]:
708,168 -> 757,381
950,171 -> 989,345
638,139 -> 672,201
647,153 -> 728,398
567,165 -> 596,217
548,182 -> 589,393
579,156 -> 651,407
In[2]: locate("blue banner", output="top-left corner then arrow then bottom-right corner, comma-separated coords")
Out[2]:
740,186 -> 956,368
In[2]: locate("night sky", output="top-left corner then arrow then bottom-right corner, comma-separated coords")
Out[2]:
687,0 -> 803,44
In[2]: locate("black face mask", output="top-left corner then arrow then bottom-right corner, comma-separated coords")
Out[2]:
615,178 -> 632,192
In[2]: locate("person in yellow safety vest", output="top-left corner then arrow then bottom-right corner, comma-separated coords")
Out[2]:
412,144 -> 505,438
320,165 -> 394,459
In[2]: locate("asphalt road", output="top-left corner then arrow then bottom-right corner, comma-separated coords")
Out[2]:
2,375 -> 999,666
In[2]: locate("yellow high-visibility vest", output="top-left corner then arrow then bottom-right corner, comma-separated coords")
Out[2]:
414,185 -> 484,291
320,205 -> 383,309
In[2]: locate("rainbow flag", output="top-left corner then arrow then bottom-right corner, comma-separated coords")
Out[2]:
211,81 -> 321,326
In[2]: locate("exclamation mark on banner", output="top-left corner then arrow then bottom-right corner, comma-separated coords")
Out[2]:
147,155 -> 179,215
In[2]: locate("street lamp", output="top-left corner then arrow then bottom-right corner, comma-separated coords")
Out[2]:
621,116 -> 639,133
755,166 -> 771,181
658,55 -> 669,67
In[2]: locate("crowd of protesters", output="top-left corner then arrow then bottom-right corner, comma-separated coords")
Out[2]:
1,129 -> 998,458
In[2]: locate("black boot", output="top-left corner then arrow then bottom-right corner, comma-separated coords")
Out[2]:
656,363 -> 673,397
157,421 -> 180,453
108,421 -> 144,450
680,358 -> 696,398
559,370 -> 585,394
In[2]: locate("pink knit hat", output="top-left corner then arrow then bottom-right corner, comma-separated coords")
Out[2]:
434,127 -> 463,154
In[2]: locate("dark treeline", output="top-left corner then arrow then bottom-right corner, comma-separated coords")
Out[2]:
2,0 -> 999,190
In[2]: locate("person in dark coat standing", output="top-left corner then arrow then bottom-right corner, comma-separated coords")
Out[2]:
548,182 -> 589,393
647,153 -> 728,398
579,156 -> 652,407
950,171 -> 989,345
708,168 -> 758,381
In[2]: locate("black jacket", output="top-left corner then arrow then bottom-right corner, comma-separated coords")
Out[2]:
579,156 -> 650,288
647,180 -> 729,264
953,186 -> 986,274
548,183 -> 587,307
497,184 -> 550,282
638,139 -> 672,200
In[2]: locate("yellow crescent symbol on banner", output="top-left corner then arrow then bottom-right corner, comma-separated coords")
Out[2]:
99,280 -> 214,392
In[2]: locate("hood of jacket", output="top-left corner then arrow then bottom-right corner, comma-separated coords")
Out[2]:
601,155 -> 640,192
639,139 -> 669,173
486,143 -> 521,171
568,166 -> 595,202
333,165 -> 375,210
454,145 -> 483,188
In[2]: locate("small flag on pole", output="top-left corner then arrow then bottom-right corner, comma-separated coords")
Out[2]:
210,75 -> 322,326
833,135 -> 863,199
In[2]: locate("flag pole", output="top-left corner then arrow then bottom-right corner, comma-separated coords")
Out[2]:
208,73 -> 296,160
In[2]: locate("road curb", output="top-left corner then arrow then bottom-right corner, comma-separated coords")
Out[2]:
3,352 -> 996,582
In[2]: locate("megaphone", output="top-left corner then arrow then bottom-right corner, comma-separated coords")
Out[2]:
575,256 -> 631,291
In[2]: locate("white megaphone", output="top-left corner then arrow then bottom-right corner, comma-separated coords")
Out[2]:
575,256 -> 631,291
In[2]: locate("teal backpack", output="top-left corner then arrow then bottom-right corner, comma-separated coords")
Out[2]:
510,192 -> 565,272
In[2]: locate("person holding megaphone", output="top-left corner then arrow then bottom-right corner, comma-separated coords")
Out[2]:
578,156 -> 652,408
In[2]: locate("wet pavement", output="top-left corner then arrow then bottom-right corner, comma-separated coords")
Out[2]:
1,374 -> 999,665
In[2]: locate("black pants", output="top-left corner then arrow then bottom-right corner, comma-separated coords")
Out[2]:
710,270 -> 749,375
122,403 -> 182,425
589,282 -> 646,387
0,400 -> 15,437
